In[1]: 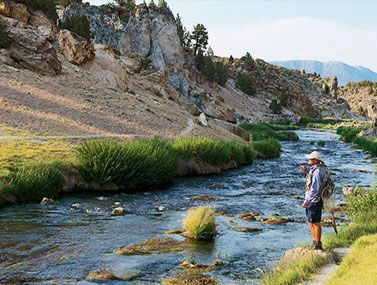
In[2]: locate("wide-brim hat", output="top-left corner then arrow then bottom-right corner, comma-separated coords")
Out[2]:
305,151 -> 324,162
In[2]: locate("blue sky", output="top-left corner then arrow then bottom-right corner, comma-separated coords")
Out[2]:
87,0 -> 377,71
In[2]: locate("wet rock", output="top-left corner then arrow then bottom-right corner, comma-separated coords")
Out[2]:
251,211 -> 260,216
234,227 -> 262,232
293,195 -> 301,199
191,195 -> 215,201
278,247 -> 331,270
216,210 -> 234,217
86,269 -> 120,282
210,183 -> 226,189
162,272 -> 218,285
180,259 -> 225,272
58,29 -> 95,65
9,3 -> 29,23
165,229 -> 184,235
260,217 -> 293,224
0,0 -> 10,17
156,205 -> 167,211
342,185 -> 356,196
111,207 -> 126,216
238,213 -> 256,221
40,197 -> 54,205
115,237 -> 191,255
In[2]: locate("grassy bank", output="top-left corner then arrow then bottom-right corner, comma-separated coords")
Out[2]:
261,187 -> 377,285
0,136 -> 255,206
240,123 -> 299,158
337,126 -> 377,157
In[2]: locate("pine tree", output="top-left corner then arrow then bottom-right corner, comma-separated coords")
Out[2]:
235,73 -> 256,96
206,46 -> 214,58
241,52 -> 254,70
229,55 -> 234,63
191,23 -> 208,56
175,14 -> 184,46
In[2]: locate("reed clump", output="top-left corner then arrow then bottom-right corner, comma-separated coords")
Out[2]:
75,138 -> 178,188
253,138 -> 281,158
183,206 -> 216,241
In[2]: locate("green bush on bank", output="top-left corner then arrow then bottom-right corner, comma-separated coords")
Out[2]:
75,138 -> 178,188
2,161 -> 65,202
337,126 -> 377,156
172,137 -> 255,166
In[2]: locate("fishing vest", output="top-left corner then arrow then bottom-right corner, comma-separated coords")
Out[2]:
305,164 -> 323,192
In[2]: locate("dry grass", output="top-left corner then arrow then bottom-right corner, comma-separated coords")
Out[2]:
183,206 -> 216,241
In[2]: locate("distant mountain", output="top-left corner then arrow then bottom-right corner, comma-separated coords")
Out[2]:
269,60 -> 377,85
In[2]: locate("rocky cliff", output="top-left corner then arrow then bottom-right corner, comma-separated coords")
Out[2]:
0,0 -> 356,140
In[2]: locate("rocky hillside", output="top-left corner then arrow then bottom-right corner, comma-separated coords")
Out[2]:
270,60 -> 377,86
0,1 -> 355,140
337,81 -> 377,119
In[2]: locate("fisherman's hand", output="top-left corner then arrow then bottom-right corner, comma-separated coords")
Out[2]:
299,165 -> 307,172
302,201 -> 308,208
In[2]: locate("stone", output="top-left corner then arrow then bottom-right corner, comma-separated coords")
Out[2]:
57,29 -> 95,65
4,22 -> 62,75
198,113 -> 208,126
213,119 -> 251,142
9,3 -> 29,23
261,217 -> 294,224
0,0 -> 10,17
40,197 -> 54,205
278,247 -> 330,270
342,185 -> 356,196
111,207 -> 126,216
238,213 -> 256,221
29,11 -> 57,40
191,195 -> 215,201
234,227 -> 262,232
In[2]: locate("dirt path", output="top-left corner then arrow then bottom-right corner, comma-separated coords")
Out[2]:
304,247 -> 350,285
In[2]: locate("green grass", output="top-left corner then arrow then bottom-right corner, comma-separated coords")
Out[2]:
326,234 -> 377,285
337,126 -> 377,156
172,137 -> 255,166
299,116 -> 342,126
253,138 -> 281,158
241,123 -> 298,142
75,138 -> 178,188
2,161 -> 65,202
276,131 -> 299,141
261,252 -> 330,285
183,206 -> 216,241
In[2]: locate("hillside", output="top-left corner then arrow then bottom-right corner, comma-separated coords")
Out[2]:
0,1 -> 355,140
270,60 -> 377,86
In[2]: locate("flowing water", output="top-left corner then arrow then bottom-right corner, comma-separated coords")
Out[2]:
0,129 -> 375,284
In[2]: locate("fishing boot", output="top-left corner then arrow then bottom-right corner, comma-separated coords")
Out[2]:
311,241 -> 323,251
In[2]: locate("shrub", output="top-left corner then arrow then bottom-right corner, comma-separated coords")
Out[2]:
346,188 -> 377,216
336,126 -> 363,143
16,0 -> 58,22
269,99 -> 282,114
3,161 -> 64,202
235,72 -> 256,96
75,138 -> 178,189
60,0 -> 71,8
253,138 -> 281,158
276,131 -> 299,141
0,22 -> 11,48
196,55 -> 228,86
183,206 -> 216,241
60,16 -> 92,40
240,124 -> 278,141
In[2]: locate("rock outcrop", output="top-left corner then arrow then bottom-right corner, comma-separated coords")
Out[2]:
0,0 -> 11,17
58,29 -> 94,65
9,2 -> 29,23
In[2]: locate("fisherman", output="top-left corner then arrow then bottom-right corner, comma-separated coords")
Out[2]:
299,151 -> 328,250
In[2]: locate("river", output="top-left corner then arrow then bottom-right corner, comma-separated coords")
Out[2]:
0,129 -> 375,284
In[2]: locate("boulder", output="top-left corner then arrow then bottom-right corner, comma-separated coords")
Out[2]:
40,197 -> 54,205
29,11 -> 57,40
111,207 -> 126,216
278,247 -> 330,270
213,119 -> 251,142
9,3 -> 29,23
0,0 -> 10,17
342,185 -> 356,196
57,29 -> 95,65
198,113 -> 208,126
3,20 -> 62,75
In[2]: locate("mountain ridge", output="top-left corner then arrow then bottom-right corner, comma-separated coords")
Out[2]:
270,60 -> 377,85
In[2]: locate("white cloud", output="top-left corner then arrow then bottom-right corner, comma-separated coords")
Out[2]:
209,17 -> 377,71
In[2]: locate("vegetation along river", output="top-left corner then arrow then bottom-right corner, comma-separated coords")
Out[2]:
0,129 -> 375,284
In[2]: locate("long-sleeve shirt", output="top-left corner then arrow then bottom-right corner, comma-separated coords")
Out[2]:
304,164 -> 328,206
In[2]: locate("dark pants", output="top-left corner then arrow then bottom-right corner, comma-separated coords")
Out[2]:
306,200 -> 323,223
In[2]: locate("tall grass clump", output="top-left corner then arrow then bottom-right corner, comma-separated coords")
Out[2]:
336,126 -> 364,143
276,131 -> 299,141
183,206 -> 216,241
173,137 -> 254,166
3,161 -> 64,202
75,138 -> 178,189
253,138 -> 281,158
346,188 -> 377,216
337,126 -> 377,156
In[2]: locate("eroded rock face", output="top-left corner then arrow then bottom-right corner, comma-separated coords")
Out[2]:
0,14 -> 62,75
58,29 -> 94,65
59,3 -> 185,78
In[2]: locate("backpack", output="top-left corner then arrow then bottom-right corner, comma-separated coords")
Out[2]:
320,165 -> 336,200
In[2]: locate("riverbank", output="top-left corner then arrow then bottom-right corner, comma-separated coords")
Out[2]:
261,127 -> 377,285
